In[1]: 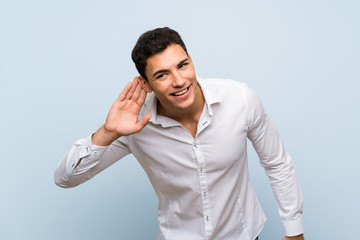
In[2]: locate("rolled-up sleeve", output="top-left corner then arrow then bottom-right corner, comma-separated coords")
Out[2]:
245,87 -> 304,236
54,134 -> 131,188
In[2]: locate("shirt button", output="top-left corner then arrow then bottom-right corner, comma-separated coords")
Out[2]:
193,143 -> 197,148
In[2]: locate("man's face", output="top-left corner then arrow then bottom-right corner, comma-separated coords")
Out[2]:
141,44 -> 200,116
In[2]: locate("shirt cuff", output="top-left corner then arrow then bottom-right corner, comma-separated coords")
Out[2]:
282,217 -> 304,237
72,135 -> 108,174
78,135 -> 107,159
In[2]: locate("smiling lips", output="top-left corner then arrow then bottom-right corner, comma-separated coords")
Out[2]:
171,85 -> 190,96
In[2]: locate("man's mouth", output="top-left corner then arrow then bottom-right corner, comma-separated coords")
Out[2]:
171,86 -> 190,96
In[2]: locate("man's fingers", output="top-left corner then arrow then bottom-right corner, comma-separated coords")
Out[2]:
125,78 -> 139,100
116,77 -> 145,103
137,114 -> 152,130
130,82 -> 143,102
117,82 -> 132,102
136,88 -> 147,105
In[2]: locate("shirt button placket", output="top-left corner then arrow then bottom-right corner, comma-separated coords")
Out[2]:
193,140 -> 212,239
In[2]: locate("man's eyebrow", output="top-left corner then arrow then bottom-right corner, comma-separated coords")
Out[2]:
152,69 -> 168,78
152,58 -> 189,78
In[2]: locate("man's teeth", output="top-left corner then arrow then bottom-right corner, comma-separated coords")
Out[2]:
173,88 -> 188,96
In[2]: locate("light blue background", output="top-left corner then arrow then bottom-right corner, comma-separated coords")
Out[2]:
1,0 -> 359,239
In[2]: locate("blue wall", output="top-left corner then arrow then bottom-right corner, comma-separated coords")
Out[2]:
1,1 -> 359,239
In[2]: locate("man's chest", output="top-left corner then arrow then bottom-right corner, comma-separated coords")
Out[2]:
131,107 -> 249,177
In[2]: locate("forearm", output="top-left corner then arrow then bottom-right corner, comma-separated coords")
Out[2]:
265,153 -> 304,236
255,131 -> 304,235
54,133 -> 132,188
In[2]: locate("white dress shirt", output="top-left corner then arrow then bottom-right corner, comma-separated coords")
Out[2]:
55,77 -> 304,240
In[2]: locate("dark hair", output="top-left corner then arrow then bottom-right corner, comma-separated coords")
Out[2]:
131,27 -> 188,81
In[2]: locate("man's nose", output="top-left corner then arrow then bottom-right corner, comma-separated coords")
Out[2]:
172,71 -> 185,87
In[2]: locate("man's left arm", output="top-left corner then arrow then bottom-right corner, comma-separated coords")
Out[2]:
244,86 -> 304,238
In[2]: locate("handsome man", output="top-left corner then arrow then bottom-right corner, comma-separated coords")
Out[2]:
55,27 -> 304,240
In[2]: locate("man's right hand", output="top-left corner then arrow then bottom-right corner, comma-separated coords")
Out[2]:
92,77 -> 152,146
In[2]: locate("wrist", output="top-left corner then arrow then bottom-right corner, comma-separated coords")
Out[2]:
283,234 -> 304,240
92,125 -> 121,146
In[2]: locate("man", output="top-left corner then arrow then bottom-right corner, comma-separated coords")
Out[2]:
55,27 -> 304,240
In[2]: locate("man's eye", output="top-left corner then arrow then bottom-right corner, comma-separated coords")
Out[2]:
156,74 -> 166,79
179,63 -> 188,68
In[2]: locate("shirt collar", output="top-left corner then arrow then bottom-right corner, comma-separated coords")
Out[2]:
197,76 -> 221,116
143,76 -> 221,126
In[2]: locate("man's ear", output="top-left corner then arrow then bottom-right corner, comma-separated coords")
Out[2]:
188,54 -> 192,62
138,76 -> 153,93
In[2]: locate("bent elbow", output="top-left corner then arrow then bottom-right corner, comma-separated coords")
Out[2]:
54,179 -> 74,189
54,171 -> 79,189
